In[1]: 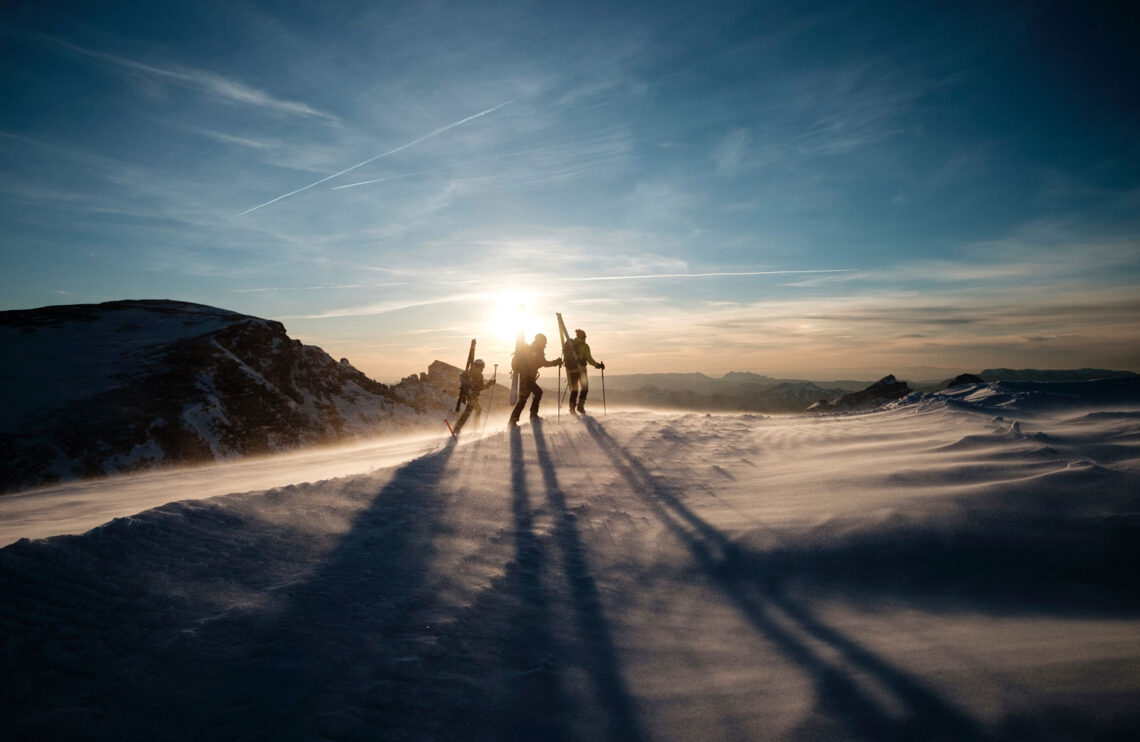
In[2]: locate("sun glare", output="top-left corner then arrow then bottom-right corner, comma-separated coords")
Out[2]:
487,291 -> 534,344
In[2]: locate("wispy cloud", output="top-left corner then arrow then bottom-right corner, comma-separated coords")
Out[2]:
331,130 -> 633,192
163,122 -> 276,150
239,100 -> 514,215
638,293 -> 1127,373
789,59 -> 923,158
715,128 -> 752,175
232,283 -> 404,293
44,36 -> 337,121
279,291 -> 490,320
563,269 -> 858,282
845,228 -> 1140,286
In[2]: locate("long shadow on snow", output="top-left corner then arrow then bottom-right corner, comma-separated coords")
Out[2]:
480,425 -> 567,740
583,416 -> 987,742
393,424 -> 641,741
530,420 -> 643,742
125,439 -> 465,741
1,451 -> 467,742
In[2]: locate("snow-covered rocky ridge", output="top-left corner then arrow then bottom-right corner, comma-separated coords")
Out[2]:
806,374 -> 915,413
0,300 -> 463,493
2,378 -> 1138,740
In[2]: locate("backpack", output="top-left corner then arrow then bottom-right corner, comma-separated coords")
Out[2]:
511,345 -> 535,375
563,338 -> 581,370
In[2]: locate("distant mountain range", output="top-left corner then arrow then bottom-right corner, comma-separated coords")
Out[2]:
601,368 -> 1136,413
601,373 -> 855,413
977,368 -> 1138,383
2,299 -> 1135,492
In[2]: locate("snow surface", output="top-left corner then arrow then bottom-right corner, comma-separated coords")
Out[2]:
0,303 -> 243,434
0,433 -> 445,547
3,383 -> 1139,740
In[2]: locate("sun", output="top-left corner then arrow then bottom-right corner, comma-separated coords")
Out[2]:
487,290 -> 533,345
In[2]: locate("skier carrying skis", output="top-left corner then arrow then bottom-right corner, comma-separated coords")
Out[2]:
565,328 -> 604,414
507,333 -> 562,427
452,359 -> 495,436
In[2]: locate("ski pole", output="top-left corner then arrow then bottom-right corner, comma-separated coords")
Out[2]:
601,366 -> 607,415
557,360 -> 562,420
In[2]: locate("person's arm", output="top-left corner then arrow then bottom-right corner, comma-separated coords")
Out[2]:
580,343 -> 602,368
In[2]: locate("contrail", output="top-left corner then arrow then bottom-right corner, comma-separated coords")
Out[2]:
332,169 -> 434,190
562,269 -> 857,281
239,99 -> 514,215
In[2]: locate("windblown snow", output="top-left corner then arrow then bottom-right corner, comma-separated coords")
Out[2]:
3,381 -> 1139,740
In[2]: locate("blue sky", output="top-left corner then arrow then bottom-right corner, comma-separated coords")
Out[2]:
2,1 -> 1138,382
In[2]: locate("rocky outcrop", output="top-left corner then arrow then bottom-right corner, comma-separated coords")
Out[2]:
806,375 -> 914,413
944,373 -> 986,389
0,300 -> 446,493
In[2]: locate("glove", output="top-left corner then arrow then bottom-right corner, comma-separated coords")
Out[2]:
598,362 -> 605,370
557,358 -> 564,367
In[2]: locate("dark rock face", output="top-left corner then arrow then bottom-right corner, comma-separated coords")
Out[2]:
0,300 -> 444,493
944,373 -> 987,389
806,375 -> 914,413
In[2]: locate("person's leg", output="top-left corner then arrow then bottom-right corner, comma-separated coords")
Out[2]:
509,379 -> 534,425
508,390 -> 529,425
453,404 -> 472,433
577,372 -> 590,412
568,371 -> 580,413
530,383 -> 544,417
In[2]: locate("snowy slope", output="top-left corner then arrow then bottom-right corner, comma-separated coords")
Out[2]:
2,380 -> 1139,740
